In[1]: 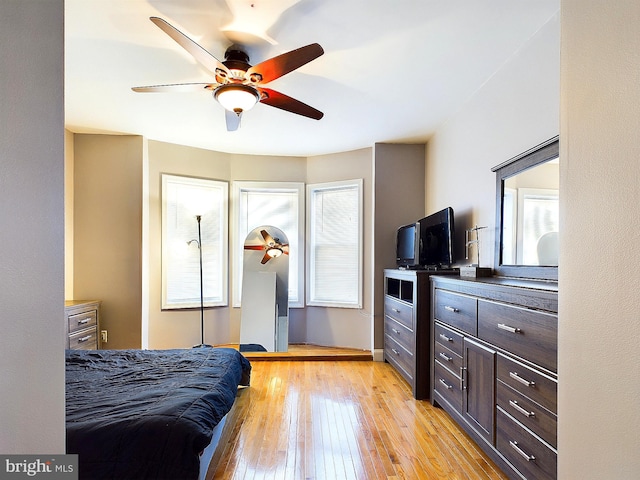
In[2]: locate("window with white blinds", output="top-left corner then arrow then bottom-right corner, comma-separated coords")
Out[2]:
232,182 -> 304,307
161,174 -> 228,309
306,179 -> 363,308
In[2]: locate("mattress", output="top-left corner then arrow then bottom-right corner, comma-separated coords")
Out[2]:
66,347 -> 251,480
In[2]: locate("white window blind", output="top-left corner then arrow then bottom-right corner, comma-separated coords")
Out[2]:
161,174 -> 228,309
232,182 -> 304,307
307,179 -> 363,308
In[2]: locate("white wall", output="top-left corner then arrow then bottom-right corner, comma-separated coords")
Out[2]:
426,13 -> 560,268
559,1 -> 640,478
0,0 -> 65,453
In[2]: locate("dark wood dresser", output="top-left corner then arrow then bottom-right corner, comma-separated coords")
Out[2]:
430,275 -> 557,480
65,300 -> 101,350
383,268 -> 456,399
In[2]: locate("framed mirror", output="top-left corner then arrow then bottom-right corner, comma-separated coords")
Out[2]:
492,136 -> 559,281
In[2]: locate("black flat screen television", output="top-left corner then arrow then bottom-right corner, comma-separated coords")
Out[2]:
396,207 -> 455,269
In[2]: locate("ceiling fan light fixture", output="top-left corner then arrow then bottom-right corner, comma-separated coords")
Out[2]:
214,84 -> 260,113
266,246 -> 283,258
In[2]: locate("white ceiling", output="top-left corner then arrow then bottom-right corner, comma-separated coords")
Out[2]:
65,0 -> 559,157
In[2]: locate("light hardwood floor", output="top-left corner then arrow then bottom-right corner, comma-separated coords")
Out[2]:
208,358 -> 508,480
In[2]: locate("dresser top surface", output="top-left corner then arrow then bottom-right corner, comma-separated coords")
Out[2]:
431,275 -> 558,293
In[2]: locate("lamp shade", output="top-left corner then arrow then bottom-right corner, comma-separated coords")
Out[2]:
214,85 -> 260,113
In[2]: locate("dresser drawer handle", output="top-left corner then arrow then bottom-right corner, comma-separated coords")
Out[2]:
497,323 -> 521,333
392,328 -> 400,335
77,318 -> 90,325
509,371 -> 535,387
444,306 -> 459,313
439,333 -> 453,342
439,352 -> 452,362
392,308 -> 401,313
438,378 -> 453,390
391,348 -> 400,356
509,441 -> 536,462
509,400 -> 535,418
77,335 -> 92,343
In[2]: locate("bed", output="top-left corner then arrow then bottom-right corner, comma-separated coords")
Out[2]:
66,347 -> 251,480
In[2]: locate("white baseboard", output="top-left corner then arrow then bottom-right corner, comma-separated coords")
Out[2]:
372,348 -> 385,362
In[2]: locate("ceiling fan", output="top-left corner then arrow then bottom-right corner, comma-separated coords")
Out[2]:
132,17 -> 324,131
244,229 -> 289,264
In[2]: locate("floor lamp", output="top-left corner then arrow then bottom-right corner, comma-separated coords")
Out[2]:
188,215 -> 210,348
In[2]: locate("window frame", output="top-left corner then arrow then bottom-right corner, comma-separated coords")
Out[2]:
231,181 -> 305,308
306,179 -> 363,309
161,174 -> 228,310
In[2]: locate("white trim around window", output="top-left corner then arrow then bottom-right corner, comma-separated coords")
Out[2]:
306,179 -> 363,308
161,174 -> 228,309
231,181 -> 305,308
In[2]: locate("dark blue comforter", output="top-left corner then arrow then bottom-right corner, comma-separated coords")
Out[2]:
66,348 -> 251,480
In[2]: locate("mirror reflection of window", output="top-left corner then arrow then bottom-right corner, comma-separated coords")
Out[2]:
502,188 -> 517,264
519,189 -> 559,265
503,156 -> 559,267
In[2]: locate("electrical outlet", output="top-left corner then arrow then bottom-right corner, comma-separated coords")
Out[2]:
101,330 -> 108,343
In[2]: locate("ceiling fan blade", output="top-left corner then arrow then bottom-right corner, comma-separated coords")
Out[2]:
247,43 -> 324,84
225,110 -> 242,131
244,245 -> 266,251
132,83 -> 214,93
260,229 -> 275,245
150,17 -> 229,77
258,88 -> 323,120
260,252 -> 271,265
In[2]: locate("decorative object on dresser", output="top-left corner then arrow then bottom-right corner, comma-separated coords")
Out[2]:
430,275 -> 558,480
459,225 -> 492,278
65,300 -> 101,350
383,268 -> 456,400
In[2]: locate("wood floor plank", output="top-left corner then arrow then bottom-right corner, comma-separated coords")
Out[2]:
210,359 -> 508,480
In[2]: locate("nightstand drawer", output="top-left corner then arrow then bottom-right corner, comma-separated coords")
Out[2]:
434,289 -> 477,335
497,379 -> 557,448
478,300 -> 557,373
384,295 -> 414,331
385,334 -> 414,382
385,316 -> 413,352
497,408 -> 556,480
69,327 -> 98,350
68,309 -> 97,334
497,353 -> 557,413
434,321 -> 464,356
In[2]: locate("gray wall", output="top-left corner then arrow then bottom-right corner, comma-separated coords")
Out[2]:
0,0 -> 65,453
73,134 -> 144,349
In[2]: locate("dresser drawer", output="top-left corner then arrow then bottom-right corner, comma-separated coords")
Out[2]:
497,353 -> 557,413
68,309 -> 98,334
497,380 -> 557,448
385,334 -> 414,381
434,341 -> 463,375
496,408 -> 556,480
478,300 -> 557,373
434,360 -> 462,412
434,289 -> 477,335
385,316 -> 413,352
434,321 -> 464,356
384,295 -> 414,331
69,327 -> 98,350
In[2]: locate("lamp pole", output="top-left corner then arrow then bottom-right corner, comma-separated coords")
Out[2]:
196,215 -> 204,346
188,215 -> 208,348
